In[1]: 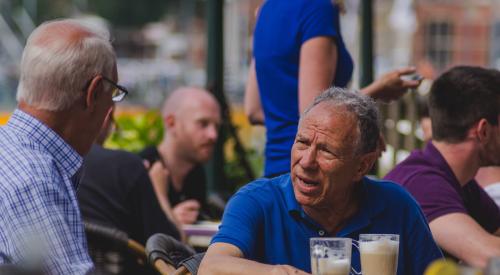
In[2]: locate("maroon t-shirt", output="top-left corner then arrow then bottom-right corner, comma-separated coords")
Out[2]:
384,142 -> 500,233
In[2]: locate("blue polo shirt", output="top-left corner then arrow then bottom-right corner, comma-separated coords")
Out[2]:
254,0 -> 354,177
211,174 -> 443,275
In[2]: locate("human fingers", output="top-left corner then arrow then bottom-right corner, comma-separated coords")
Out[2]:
143,159 -> 151,169
149,161 -> 169,179
396,66 -> 417,76
273,265 -> 309,275
175,205 -> 199,224
178,199 -> 201,210
402,78 -> 421,89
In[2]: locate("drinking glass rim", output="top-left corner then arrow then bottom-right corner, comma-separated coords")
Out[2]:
358,233 -> 400,241
310,237 -> 352,242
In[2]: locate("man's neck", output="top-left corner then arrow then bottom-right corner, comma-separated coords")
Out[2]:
432,140 -> 480,187
303,183 -> 361,235
157,138 -> 195,191
18,102 -> 88,155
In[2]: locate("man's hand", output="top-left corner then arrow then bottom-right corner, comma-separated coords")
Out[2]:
270,265 -> 310,275
173,199 -> 200,224
362,66 -> 422,102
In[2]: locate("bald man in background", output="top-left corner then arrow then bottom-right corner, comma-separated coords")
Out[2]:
139,87 -> 221,224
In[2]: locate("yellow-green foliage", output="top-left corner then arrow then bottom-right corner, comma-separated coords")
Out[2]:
105,110 -> 164,153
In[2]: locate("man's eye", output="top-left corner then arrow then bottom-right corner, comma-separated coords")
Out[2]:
198,120 -> 209,128
321,149 -> 334,156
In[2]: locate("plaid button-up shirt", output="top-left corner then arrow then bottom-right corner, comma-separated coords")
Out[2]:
0,109 -> 93,274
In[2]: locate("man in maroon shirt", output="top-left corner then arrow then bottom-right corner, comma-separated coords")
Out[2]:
385,66 -> 500,268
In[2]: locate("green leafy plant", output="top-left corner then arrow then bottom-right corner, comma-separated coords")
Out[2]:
105,110 -> 164,153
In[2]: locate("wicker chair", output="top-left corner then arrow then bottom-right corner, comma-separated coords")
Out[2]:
84,221 -> 159,275
145,233 -> 204,275
0,264 -> 43,275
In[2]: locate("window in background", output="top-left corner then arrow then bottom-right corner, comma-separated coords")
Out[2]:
424,21 -> 453,71
490,21 -> 500,69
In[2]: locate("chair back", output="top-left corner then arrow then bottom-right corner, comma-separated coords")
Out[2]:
84,221 -> 158,275
145,233 -> 200,275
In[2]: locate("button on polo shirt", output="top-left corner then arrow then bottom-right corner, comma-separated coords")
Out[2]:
211,174 -> 443,275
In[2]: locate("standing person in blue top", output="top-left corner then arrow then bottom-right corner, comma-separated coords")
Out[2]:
200,88 -> 443,275
245,0 -> 422,177
0,19 -> 126,274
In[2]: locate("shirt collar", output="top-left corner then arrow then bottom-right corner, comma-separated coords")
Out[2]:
424,141 -> 464,191
7,109 -> 83,186
281,173 -> 387,235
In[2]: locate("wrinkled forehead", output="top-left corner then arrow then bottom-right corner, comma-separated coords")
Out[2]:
300,103 -> 355,127
298,104 -> 359,140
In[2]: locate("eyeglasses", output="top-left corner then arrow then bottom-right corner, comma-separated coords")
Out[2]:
100,76 -> 129,102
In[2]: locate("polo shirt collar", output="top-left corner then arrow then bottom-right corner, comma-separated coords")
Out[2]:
281,174 -> 387,236
8,109 -> 83,187
281,174 -> 302,213
424,141 -> 463,191
281,174 -> 324,229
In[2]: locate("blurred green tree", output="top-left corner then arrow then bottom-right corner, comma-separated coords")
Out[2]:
87,0 -> 171,27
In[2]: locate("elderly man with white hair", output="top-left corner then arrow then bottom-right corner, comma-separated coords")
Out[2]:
0,19 -> 127,274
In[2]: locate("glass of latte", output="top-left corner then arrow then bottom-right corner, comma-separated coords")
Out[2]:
310,238 -> 352,275
359,234 -> 399,275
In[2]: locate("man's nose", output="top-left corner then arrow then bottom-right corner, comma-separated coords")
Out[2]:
206,124 -> 218,141
299,147 -> 318,170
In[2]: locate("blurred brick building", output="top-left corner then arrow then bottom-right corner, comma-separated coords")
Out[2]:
413,0 -> 500,77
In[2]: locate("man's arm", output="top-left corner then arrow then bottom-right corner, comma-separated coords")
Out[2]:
199,242 -> 309,275
148,161 -> 179,225
244,59 -> 265,125
5,180 -> 93,274
430,213 -> 500,268
140,161 -> 184,242
360,67 -> 421,102
298,36 -> 337,113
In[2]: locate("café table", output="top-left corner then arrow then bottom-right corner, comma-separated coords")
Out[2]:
182,221 -> 220,249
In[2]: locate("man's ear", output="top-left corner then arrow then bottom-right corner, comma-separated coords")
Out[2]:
164,114 -> 175,129
475,118 -> 490,144
354,151 -> 378,181
85,76 -> 102,110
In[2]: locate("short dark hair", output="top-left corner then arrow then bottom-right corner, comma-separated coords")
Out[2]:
429,66 -> 500,142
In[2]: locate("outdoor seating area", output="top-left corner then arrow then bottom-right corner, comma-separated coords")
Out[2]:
2,1 -> 500,275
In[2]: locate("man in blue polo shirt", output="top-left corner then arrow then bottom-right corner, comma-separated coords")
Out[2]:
199,88 -> 442,275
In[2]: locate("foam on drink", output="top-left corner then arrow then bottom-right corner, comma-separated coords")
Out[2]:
360,239 -> 399,275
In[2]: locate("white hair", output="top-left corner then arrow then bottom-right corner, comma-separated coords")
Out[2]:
16,18 -> 116,111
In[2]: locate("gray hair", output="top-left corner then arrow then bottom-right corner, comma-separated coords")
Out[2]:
303,87 -> 380,155
16,19 -> 116,111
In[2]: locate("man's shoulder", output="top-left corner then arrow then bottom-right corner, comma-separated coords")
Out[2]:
137,146 -> 159,163
88,145 -> 144,168
238,174 -> 287,193
384,150 -> 450,188
234,175 -> 289,203
366,177 -> 417,203
0,140 -> 57,182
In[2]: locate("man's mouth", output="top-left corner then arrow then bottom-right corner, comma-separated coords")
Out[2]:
298,176 -> 319,186
296,175 -> 321,194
